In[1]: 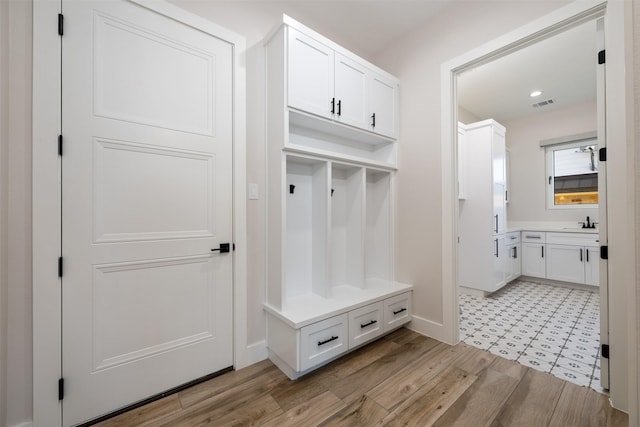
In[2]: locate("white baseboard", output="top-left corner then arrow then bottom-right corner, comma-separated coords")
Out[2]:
406,315 -> 452,344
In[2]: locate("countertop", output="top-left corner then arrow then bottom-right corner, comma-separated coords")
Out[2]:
506,222 -> 599,234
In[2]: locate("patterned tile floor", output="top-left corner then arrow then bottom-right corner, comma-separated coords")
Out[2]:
459,279 -> 605,393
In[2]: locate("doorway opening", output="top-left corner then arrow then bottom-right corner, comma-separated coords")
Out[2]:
443,7 -> 609,394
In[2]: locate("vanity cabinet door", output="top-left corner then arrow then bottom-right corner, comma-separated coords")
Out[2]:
546,244 -> 585,284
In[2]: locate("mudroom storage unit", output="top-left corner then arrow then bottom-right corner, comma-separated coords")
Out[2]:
264,15 -> 412,379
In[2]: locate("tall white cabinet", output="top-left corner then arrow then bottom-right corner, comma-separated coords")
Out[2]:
264,16 -> 412,380
458,120 -> 508,293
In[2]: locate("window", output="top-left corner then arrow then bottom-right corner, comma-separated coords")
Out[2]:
546,139 -> 598,208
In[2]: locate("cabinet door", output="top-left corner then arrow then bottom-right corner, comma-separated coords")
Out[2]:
287,28 -> 334,120
334,53 -> 368,130
585,246 -> 600,286
521,243 -> 545,278
546,244 -> 585,284
513,243 -> 522,278
492,131 -> 506,234
492,235 -> 507,290
369,72 -> 398,139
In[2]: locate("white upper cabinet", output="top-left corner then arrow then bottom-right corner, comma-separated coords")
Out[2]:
287,28 -> 334,120
334,53 -> 369,129
284,26 -> 398,142
369,72 -> 398,138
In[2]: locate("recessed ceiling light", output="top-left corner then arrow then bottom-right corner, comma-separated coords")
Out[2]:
530,90 -> 543,97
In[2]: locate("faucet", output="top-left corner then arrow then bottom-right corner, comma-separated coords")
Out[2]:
582,216 -> 597,229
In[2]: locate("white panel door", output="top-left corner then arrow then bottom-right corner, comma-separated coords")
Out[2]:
546,244 -> 585,283
287,27 -> 334,120
62,1 -> 233,425
369,72 -> 398,138
334,53 -> 368,129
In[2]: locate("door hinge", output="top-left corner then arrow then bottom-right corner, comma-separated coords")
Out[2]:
598,49 -> 605,64
599,147 -> 606,162
601,344 -> 609,359
58,14 -> 64,36
58,135 -> 63,156
58,256 -> 63,278
600,245 -> 608,260
58,378 -> 64,400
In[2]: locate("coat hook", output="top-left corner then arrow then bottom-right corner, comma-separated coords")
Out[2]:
289,184 -> 295,194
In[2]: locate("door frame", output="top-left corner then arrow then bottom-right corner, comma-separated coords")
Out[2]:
440,0 -> 636,417
32,0 -> 247,425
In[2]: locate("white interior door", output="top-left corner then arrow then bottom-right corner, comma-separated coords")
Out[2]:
61,1 -> 234,425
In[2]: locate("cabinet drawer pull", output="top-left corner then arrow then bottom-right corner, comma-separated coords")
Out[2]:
371,113 -> 376,128
586,249 -> 590,263
541,246 -> 544,258
317,336 -> 339,346
580,248 -> 583,262
392,307 -> 407,315
360,319 -> 377,328
495,239 -> 499,258
525,235 -> 541,239
494,215 -> 499,233
331,97 -> 335,114
337,99 -> 342,116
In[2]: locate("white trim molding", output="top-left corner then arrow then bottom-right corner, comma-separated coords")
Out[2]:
33,1 -> 248,425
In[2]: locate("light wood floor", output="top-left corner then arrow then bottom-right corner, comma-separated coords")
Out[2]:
96,328 -> 628,427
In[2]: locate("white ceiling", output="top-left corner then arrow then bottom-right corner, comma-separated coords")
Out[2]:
171,0 -> 453,60
457,20 -> 598,122
172,1 -> 597,123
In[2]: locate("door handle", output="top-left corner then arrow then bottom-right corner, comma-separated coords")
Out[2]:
541,246 -> 544,258
331,97 -> 335,114
371,113 -> 376,127
580,248 -> 583,262
211,243 -> 231,253
586,249 -> 589,263
337,99 -> 341,116
495,239 -> 499,257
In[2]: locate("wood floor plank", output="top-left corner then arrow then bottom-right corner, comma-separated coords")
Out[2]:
318,395 -> 389,427
271,337 -> 400,412
549,383 -> 613,427
94,395 -> 182,427
431,361 -> 524,426
383,327 -> 422,345
329,335 -> 439,404
178,359 -> 276,409
376,366 -> 477,427
365,341 -> 468,411
490,368 -> 565,427
150,367 -> 286,426
607,405 -> 629,426
261,391 -> 345,427
197,393 -> 283,427
451,343 -> 498,375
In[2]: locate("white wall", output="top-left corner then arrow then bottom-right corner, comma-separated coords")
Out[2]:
457,106 -> 480,125
372,0 -> 572,328
505,100 -> 599,223
632,0 -> 640,422
5,1 -> 33,426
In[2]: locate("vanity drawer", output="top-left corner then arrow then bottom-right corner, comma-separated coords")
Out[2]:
521,231 -> 546,243
506,231 -> 520,244
300,313 -> 348,371
383,292 -> 412,332
348,302 -> 384,349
